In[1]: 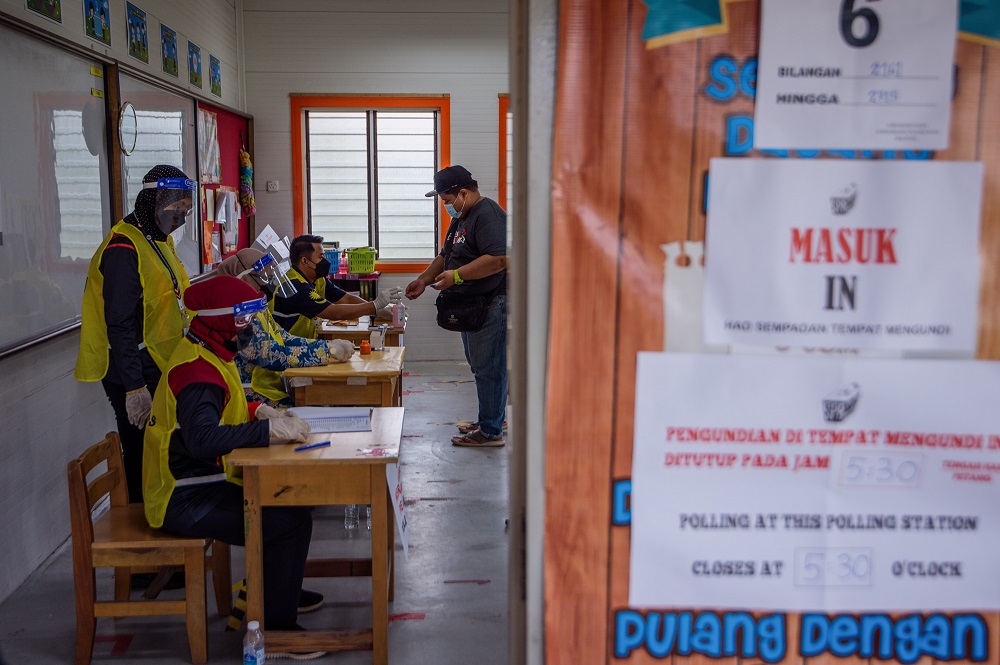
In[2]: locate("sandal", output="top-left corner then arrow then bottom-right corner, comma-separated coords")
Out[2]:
452,429 -> 505,447
457,420 -> 507,434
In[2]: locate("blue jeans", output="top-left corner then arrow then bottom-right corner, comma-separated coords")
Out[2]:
461,294 -> 507,438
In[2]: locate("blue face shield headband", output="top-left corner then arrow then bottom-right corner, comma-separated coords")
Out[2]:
196,296 -> 268,329
143,177 -> 196,235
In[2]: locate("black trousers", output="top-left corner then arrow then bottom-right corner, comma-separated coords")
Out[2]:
102,369 -> 160,503
162,483 -> 312,630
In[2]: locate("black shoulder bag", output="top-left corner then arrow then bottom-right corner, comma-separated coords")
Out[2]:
435,280 -> 503,333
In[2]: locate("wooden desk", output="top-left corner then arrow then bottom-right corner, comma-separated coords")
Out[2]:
227,407 -> 403,663
284,347 -> 405,408
318,316 -> 406,347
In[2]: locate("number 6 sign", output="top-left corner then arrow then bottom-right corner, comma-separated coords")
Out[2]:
755,0 -> 959,150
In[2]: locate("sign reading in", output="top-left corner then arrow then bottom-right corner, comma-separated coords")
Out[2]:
754,0 -> 959,150
703,158 -> 983,351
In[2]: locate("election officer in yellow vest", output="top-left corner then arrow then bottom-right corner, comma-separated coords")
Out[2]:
271,234 -> 404,339
215,249 -> 354,406
75,165 -> 194,503
143,275 -> 323,633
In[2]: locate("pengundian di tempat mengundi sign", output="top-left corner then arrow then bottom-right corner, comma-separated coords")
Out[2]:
621,352 -> 1000,661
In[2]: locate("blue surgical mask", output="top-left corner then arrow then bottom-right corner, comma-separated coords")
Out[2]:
444,203 -> 461,219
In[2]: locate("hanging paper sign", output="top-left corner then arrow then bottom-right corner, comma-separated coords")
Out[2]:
754,0 -> 959,150
703,158 -> 983,351
630,351 -> 1000,617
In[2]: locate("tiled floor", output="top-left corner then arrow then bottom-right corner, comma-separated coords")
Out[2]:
0,361 -> 509,664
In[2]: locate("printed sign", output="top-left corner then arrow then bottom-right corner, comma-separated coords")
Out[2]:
703,158 -> 983,351
386,463 -> 409,558
755,0 -> 958,149
630,351 -> 1000,618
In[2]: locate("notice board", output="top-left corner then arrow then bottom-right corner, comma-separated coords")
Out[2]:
544,2 -> 1000,664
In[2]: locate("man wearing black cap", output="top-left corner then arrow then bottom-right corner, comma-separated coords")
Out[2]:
407,165 -> 508,447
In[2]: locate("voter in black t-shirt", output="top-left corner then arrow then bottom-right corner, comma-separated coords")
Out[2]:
406,166 -> 508,447
272,235 -> 402,338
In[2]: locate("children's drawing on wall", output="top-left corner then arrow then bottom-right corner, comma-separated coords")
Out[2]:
126,3 -> 147,63
161,24 -> 178,77
83,0 -> 110,46
209,55 -> 221,97
26,0 -> 61,24
188,41 -> 202,88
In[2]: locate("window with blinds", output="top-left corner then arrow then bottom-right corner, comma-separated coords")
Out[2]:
306,110 -> 438,260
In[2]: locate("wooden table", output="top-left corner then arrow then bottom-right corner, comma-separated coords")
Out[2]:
284,346 -> 405,408
227,407 -> 403,663
318,316 -> 406,347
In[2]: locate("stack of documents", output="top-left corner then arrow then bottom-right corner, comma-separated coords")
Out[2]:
287,406 -> 372,433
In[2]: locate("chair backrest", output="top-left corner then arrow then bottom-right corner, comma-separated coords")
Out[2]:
67,432 -> 130,562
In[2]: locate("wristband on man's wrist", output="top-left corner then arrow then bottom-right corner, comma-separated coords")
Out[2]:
452,269 -> 464,285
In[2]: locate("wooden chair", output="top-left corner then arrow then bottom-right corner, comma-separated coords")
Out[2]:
68,432 -> 232,665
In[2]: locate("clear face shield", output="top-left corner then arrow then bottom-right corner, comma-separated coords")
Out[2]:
143,177 -> 196,236
195,295 -> 269,351
237,252 -> 298,299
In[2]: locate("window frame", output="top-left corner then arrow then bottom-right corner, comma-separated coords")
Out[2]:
499,93 -> 510,212
291,95 -> 451,273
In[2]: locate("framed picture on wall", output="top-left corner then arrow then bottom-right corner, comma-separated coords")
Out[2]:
188,41 -> 202,88
126,3 -> 147,63
83,0 -> 110,46
26,0 -> 61,24
161,24 -> 178,77
209,55 -> 221,97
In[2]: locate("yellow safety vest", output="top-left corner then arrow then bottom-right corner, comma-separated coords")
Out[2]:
75,221 -> 190,381
249,309 -> 293,403
278,268 -> 327,339
143,338 -> 248,528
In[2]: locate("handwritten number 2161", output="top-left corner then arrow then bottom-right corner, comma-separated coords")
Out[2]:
840,0 -> 880,48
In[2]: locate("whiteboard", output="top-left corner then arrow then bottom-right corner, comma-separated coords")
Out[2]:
0,23 -> 111,355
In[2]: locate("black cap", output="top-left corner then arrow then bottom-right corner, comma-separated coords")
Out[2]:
425,165 -> 474,197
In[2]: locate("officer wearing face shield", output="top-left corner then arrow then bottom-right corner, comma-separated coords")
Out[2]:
76,165 -> 195,503
215,249 -> 355,406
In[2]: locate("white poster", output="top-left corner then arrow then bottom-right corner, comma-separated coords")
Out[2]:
630,352 -> 1000,612
387,462 -> 409,558
754,0 -> 958,150
704,158 -> 982,351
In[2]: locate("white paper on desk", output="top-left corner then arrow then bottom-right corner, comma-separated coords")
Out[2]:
287,406 -> 372,432
386,463 -> 409,558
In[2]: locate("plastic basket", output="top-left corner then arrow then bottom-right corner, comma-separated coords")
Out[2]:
346,247 -> 377,274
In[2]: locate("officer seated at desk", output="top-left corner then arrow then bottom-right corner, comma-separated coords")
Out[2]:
273,234 -> 402,339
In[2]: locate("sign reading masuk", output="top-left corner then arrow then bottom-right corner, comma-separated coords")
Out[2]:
754,0 -> 958,150
630,352 -> 1000,619
703,158 -> 983,351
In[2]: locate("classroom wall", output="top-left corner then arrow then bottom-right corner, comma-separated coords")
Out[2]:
0,0 -> 242,110
242,0 -> 510,361
0,0 -> 242,604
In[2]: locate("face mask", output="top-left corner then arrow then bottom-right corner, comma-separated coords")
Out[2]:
444,192 -> 467,219
235,325 -> 254,351
259,281 -> 276,300
313,257 -> 331,279
156,208 -> 189,235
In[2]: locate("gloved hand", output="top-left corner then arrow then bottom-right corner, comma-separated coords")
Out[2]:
373,286 -> 404,310
125,387 -> 153,428
326,339 -> 355,363
254,404 -> 285,421
268,415 -> 311,445
375,304 -> 396,321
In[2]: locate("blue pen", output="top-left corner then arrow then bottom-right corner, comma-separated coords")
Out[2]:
294,440 -> 331,452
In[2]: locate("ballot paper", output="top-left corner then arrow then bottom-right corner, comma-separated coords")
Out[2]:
287,406 -> 372,433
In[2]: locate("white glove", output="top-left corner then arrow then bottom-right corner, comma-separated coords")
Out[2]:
326,339 -> 355,363
268,415 -> 311,445
375,304 -> 395,321
125,387 -> 153,428
373,286 -> 404,310
254,404 -> 285,421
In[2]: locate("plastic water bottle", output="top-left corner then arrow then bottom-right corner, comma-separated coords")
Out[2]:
366,504 -> 372,531
344,504 -> 360,530
243,620 -> 264,665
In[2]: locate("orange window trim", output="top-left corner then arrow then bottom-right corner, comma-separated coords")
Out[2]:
498,94 -> 509,212
290,95 -> 451,273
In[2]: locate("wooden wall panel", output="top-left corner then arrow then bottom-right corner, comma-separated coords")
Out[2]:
547,0 -> 1000,663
